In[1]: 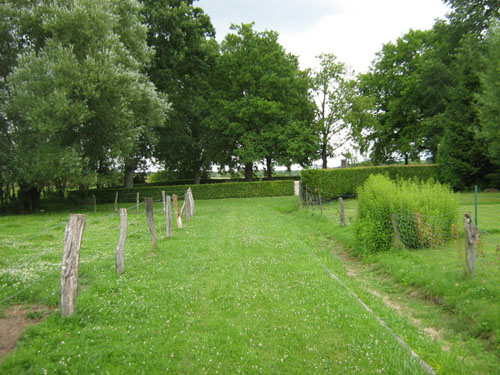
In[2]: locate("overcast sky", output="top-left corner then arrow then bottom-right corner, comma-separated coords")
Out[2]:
197,0 -> 451,73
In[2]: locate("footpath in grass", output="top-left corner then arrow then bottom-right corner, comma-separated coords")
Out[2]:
306,192 -> 500,374
0,197 -> 481,374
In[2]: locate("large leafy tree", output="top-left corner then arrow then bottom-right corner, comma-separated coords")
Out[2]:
3,0 -> 168,209
310,53 -> 354,169
478,20 -> 500,180
213,23 -> 317,181
359,29 -> 443,164
141,0 -> 218,184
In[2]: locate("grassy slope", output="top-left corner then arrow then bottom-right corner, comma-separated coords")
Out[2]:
319,192 -> 500,373
0,197 -> 472,374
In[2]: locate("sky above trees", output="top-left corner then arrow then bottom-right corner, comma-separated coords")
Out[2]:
198,0 -> 451,72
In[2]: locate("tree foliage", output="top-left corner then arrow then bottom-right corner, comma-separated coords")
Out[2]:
479,20 -> 500,174
213,23 -> 317,180
310,54 -> 355,168
141,0 -> 218,183
2,0 -> 168,209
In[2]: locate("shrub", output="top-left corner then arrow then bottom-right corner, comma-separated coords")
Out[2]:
301,164 -> 438,198
68,180 -> 294,204
355,175 -> 457,255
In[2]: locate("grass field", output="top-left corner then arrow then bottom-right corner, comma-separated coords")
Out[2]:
0,196 -> 499,374
308,192 -> 500,369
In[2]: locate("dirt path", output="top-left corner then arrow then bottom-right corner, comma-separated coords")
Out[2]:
0,305 -> 53,361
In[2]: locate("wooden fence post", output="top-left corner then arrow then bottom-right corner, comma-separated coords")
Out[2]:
166,195 -> 172,238
339,197 -> 346,227
136,192 -> 139,214
115,208 -> 127,275
92,194 -> 96,213
173,194 -> 182,229
114,191 -> 118,213
298,182 -> 302,211
464,212 -> 478,278
145,198 -> 157,249
61,214 -> 85,317
162,190 -> 166,214
188,188 -> 195,216
185,191 -> 192,221
319,192 -> 323,215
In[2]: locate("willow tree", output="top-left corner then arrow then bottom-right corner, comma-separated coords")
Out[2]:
3,0 -> 168,209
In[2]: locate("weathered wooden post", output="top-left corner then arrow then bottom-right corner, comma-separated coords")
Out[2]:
464,212 -> 478,278
162,190 -> 166,214
188,188 -> 195,216
339,197 -> 346,227
115,208 -> 127,275
114,191 -> 118,213
145,198 -> 157,249
173,194 -> 182,229
136,192 -> 140,214
92,194 -> 97,213
166,195 -> 172,238
185,191 -> 192,221
61,214 -> 85,317
391,213 -> 402,247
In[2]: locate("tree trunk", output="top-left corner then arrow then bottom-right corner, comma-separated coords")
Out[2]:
244,162 -> 253,182
124,160 -> 135,188
193,168 -> 201,185
18,186 -> 40,213
266,157 -> 273,180
321,145 -> 328,169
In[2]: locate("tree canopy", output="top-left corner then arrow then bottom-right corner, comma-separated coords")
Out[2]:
2,0 -> 168,209
213,23 -> 317,180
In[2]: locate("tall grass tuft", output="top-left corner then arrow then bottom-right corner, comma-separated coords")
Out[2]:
355,175 -> 457,255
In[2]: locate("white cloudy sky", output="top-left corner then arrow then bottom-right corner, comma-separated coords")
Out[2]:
197,0 -> 451,73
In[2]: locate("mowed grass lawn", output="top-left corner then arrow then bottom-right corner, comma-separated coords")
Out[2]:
0,196 -> 490,374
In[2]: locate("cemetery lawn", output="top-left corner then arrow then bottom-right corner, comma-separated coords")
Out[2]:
0,196 -> 499,374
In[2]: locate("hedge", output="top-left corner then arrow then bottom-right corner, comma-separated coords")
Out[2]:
139,176 -> 300,187
300,165 -> 439,198
68,180 -> 295,204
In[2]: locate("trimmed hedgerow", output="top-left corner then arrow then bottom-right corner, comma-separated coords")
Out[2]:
355,174 -> 457,255
68,180 -> 295,204
300,164 -> 438,198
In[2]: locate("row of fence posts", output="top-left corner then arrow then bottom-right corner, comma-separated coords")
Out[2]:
300,182 -> 482,279
298,183 -> 346,227
61,188 -> 195,316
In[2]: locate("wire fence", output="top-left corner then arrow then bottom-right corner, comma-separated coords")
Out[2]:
298,185 -> 500,280
0,189 -> 193,311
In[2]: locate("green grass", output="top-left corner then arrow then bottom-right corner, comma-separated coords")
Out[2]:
0,197 -> 483,374
308,192 -> 500,368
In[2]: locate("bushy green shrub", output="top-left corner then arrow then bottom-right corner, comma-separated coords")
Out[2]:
301,165 -> 438,198
68,180 -> 294,204
355,174 -> 457,255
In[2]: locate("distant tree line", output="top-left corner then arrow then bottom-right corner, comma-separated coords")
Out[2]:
0,0 -> 498,211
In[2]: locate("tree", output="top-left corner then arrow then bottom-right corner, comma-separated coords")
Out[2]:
478,20 -> 500,182
310,53 -> 357,169
3,0 -> 168,209
141,0 -> 218,184
437,33 -> 492,189
360,29 -> 442,164
213,23 -> 317,181
444,0 -> 500,34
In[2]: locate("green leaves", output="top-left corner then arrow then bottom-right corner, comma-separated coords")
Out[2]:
479,20 -> 500,168
214,23 -> 317,175
3,0 -> 168,195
